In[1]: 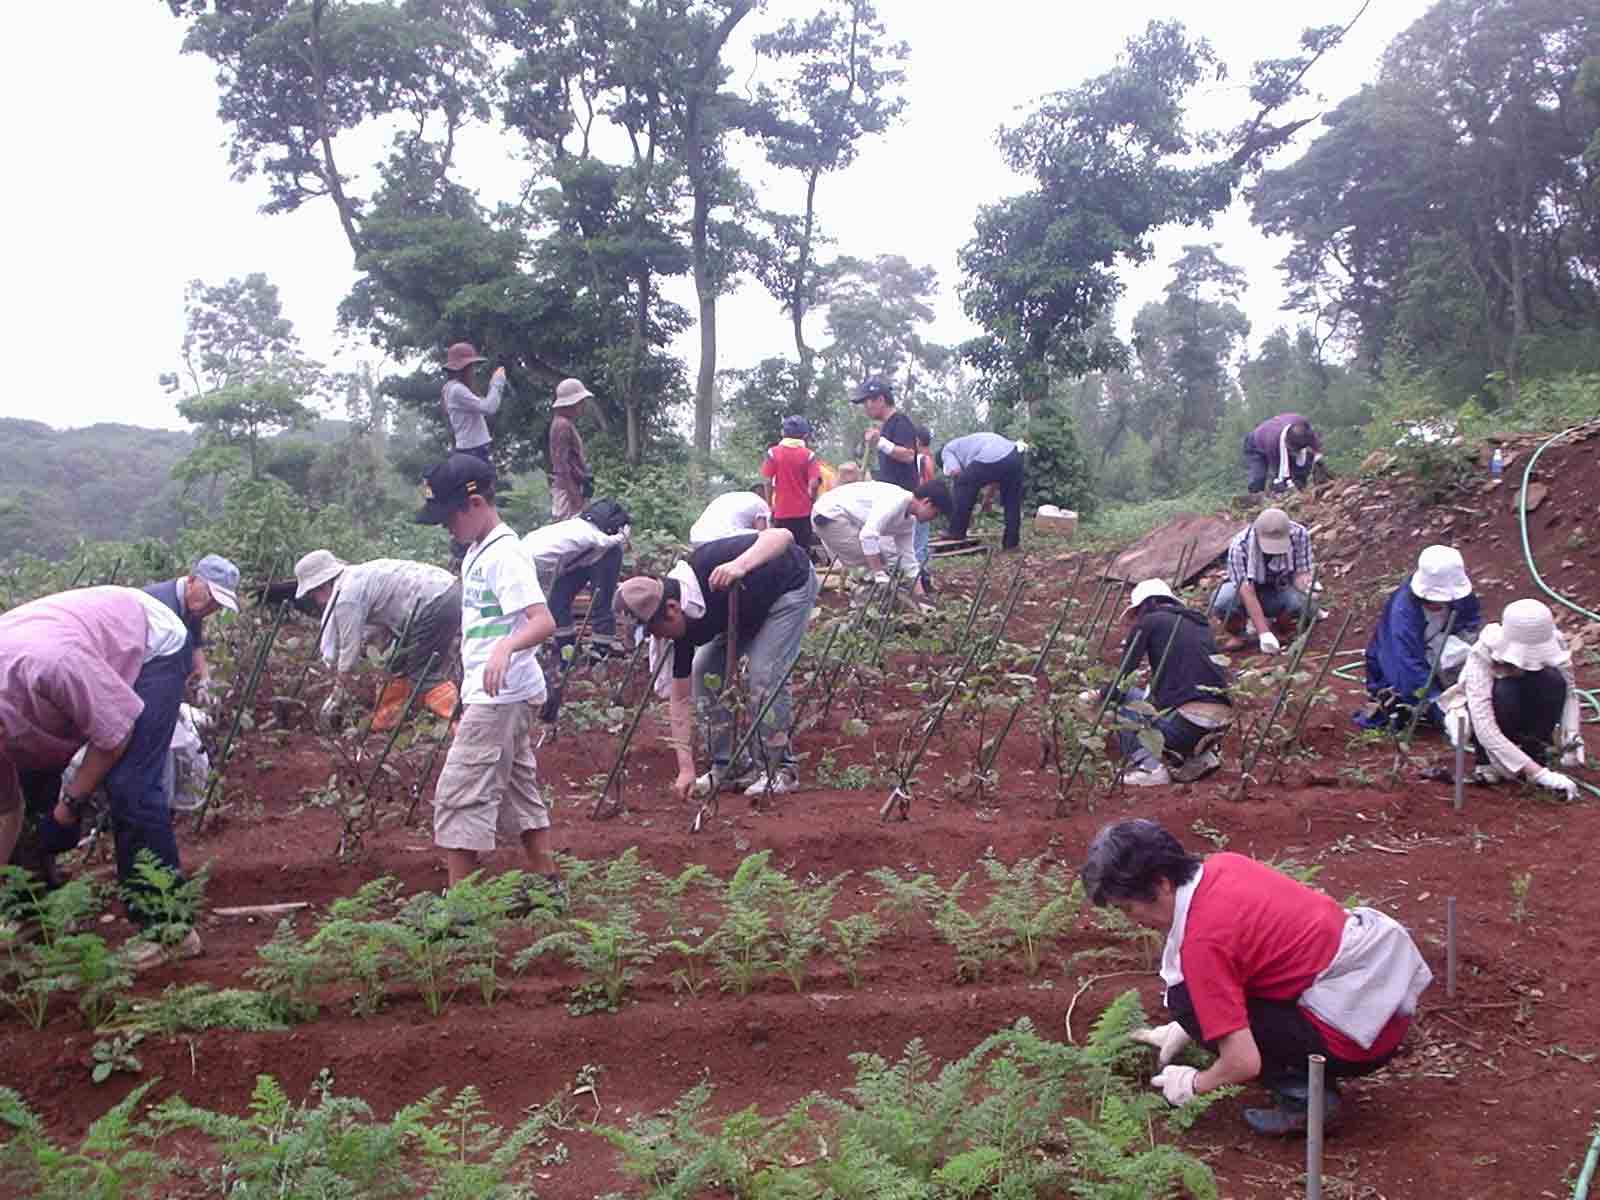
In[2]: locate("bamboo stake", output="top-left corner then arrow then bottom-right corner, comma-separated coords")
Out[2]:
592,648 -> 674,819
194,600 -> 290,830
1267,609 -> 1358,785
1055,637 -> 1143,816
406,695 -> 463,827
1235,623 -> 1317,800
340,651 -> 439,858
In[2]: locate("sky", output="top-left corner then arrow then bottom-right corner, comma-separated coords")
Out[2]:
2,0 -> 1434,433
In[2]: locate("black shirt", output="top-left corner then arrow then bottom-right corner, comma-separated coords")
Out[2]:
672,534 -> 813,678
143,578 -> 204,675
875,410 -> 920,491
1120,600 -> 1231,711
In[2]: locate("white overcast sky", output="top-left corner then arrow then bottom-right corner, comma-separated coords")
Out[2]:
3,0 -> 1431,432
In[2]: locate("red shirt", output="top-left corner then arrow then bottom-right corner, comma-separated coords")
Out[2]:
762,440 -> 821,520
1180,854 -> 1408,1062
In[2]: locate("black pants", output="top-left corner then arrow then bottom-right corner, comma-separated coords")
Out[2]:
1243,433 -> 1308,495
775,515 -> 814,550
547,545 -> 622,656
1475,667 -> 1568,766
1166,981 -> 1398,1093
951,450 -> 1024,548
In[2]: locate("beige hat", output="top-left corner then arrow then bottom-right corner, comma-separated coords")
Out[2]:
1479,599 -> 1569,672
614,576 -> 666,626
1254,507 -> 1293,556
294,549 -> 347,600
1124,578 -> 1176,613
554,378 -> 593,409
1410,545 -> 1472,603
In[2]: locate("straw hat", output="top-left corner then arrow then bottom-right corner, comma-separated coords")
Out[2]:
294,549 -> 347,600
1410,545 -> 1472,603
1479,599 -> 1569,672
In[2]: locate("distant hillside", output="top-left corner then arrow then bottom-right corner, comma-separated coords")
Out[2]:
0,419 -> 196,560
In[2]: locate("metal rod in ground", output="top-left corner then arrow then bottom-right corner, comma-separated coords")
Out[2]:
102,556 -> 123,587
956,549 -> 996,647
818,580 -> 883,724
787,616 -> 845,735
1235,624 -> 1316,799
591,648 -> 674,820
1063,575 -> 1117,684
1096,578 -> 1128,654
1454,715 -> 1467,813
1397,607 -> 1457,753
868,563 -> 903,667
1306,1054 -> 1326,1200
405,695 -> 463,827
1268,608 -> 1358,785
384,598 -> 423,674
1446,895 -> 1458,999
194,600 -> 290,830
341,652 -> 439,857
610,633 -> 647,705
1054,637 -> 1143,816
696,633 -> 807,831
885,634 -> 988,822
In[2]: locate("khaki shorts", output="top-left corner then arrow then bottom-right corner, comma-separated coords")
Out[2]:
432,701 -> 549,852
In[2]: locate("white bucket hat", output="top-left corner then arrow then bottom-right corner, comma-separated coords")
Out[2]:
1124,578 -> 1176,613
1409,545 -> 1472,603
554,378 -> 593,409
294,549 -> 347,600
1479,598 -> 1569,672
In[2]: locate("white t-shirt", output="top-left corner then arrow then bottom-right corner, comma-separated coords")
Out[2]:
459,523 -> 548,705
521,518 -> 627,592
689,492 -> 771,546
811,481 -> 917,567
127,587 -> 193,661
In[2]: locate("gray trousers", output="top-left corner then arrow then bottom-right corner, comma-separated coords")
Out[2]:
692,567 -> 819,772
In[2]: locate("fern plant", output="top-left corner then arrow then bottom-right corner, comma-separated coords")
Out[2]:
828,913 -> 885,989
595,1082 -> 775,1200
0,870 -> 114,1030
980,854 -> 1084,976
0,1080 -> 170,1198
864,866 -> 941,935
125,851 -> 208,946
518,908 -> 656,1014
406,1083 -> 557,1198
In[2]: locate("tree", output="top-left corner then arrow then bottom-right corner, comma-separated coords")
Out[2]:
959,16 -> 1363,418
748,0 -> 909,413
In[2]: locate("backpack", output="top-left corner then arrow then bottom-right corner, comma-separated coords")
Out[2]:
580,497 -> 631,535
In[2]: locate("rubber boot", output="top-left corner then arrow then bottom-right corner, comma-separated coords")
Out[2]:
1243,1080 -> 1342,1137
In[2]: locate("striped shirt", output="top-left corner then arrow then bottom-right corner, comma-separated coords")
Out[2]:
459,524 -> 547,705
1226,523 -> 1314,590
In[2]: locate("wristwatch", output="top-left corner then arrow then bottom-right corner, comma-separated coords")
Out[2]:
60,787 -> 91,819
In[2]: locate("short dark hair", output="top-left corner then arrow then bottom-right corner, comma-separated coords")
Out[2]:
1080,819 -> 1202,906
915,426 -> 932,447
913,479 -> 952,517
1288,420 -> 1315,448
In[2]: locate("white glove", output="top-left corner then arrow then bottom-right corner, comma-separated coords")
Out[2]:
1257,630 -> 1281,655
1014,440 -> 1031,453
1151,1065 -> 1199,1106
1560,741 -> 1586,769
1077,689 -> 1097,705
1533,768 -> 1578,799
1131,1022 -> 1192,1068
872,570 -> 893,588
318,693 -> 343,734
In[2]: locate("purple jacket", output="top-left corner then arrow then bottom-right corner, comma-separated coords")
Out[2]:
1249,413 -> 1321,465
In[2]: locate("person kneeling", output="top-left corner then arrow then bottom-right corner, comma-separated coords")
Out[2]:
1081,819 -> 1432,1137
1100,580 -> 1232,786
1439,598 -> 1585,800
1361,545 -> 1481,730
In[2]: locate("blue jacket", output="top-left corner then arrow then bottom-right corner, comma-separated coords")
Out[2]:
1364,580 -> 1482,702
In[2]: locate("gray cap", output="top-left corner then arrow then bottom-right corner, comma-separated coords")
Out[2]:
192,554 -> 241,612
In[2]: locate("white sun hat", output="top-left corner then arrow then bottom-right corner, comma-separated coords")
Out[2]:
1409,545 -> 1473,603
294,549 -> 347,600
554,378 -> 593,409
1479,598 -> 1569,672
1124,578 -> 1176,613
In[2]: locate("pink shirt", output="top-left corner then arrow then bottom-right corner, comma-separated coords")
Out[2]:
0,588 -> 150,776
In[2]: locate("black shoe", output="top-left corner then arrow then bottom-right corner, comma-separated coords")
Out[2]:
1243,1085 -> 1342,1137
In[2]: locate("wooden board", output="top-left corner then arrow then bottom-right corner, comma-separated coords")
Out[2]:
1107,513 -> 1239,585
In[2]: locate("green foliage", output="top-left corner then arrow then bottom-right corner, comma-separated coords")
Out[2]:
828,914 -> 885,989
0,1080 -> 169,1198
864,866 -> 941,934
520,911 -> 656,1015
119,983 -> 291,1036
90,1034 -> 144,1086
1019,401 -> 1096,517
0,870 -> 124,1031
979,854 -> 1085,977
125,851 -> 208,947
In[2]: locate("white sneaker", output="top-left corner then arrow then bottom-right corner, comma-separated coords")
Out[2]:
125,928 -> 204,973
1171,749 -> 1223,783
1473,764 -> 1508,785
743,769 -> 798,797
691,767 -> 754,798
1122,763 -> 1173,787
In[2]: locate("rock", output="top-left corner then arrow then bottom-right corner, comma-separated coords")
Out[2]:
1523,482 -> 1550,512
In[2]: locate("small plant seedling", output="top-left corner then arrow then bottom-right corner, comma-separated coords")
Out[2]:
1189,819 -> 1229,850
1509,871 -> 1533,925
91,1033 -> 145,1084
829,913 -> 885,988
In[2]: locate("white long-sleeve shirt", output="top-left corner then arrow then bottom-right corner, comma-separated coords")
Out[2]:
319,559 -> 457,673
520,518 -> 627,591
1440,636 -> 1582,777
442,374 -> 505,451
689,492 -> 771,547
812,481 -> 917,568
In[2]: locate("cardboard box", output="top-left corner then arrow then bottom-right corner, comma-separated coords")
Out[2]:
1034,510 -> 1078,537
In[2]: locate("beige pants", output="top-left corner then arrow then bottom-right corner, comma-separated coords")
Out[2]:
431,701 -> 549,852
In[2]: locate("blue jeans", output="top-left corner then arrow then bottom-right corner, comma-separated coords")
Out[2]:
547,545 -> 622,650
914,520 -> 930,569
1114,687 -> 1210,769
692,567 -> 819,773
1211,581 -> 1311,629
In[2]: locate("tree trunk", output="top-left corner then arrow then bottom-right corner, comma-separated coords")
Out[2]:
792,168 -> 820,412
626,267 -> 650,466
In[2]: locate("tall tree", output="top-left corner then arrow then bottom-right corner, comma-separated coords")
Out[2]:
748,0 -> 909,412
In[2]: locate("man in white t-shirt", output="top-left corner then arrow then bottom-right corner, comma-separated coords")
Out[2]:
810,480 -> 951,597
415,454 -> 563,901
689,488 -> 771,547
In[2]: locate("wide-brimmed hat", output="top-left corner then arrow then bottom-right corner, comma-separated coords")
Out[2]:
1124,578 -> 1175,613
444,342 -> 487,372
1254,507 -> 1293,556
294,549 -> 347,600
554,378 -> 593,409
614,576 -> 666,626
1479,599 -> 1569,672
1410,545 -> 1473,603
414,453 -> 497,525
192,553 -> 241,612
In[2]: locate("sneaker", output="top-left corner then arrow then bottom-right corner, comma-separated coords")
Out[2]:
691,767 -> 755,798
125,928 -> 203,973
1170,749 -> 1222,783
1243,1087 -> 1342,1137
1474,763 -> 1509,784
1121,763 -> 1173,787
743,769 -> 798,797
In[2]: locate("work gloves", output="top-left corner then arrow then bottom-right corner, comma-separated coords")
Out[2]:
1560,741 -> 1586,769
1257,630 -> 1282,655
1131,1022 -> 1192,1067
1533,768 -> 1578,800
872,570 -> 894,588
1151,1065 -> 1199,1106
